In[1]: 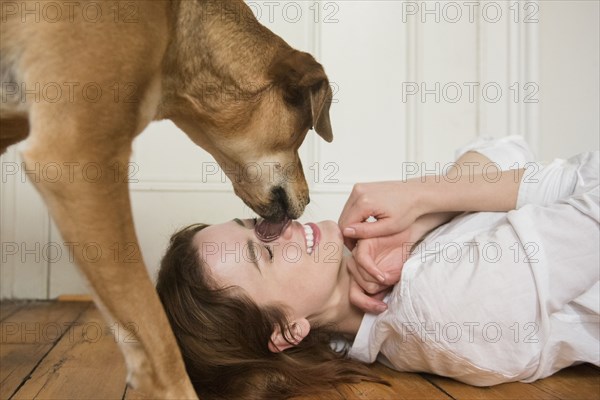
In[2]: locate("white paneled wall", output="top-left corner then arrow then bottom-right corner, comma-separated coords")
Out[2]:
1,1 -> 598,298
539,0 -> 600,159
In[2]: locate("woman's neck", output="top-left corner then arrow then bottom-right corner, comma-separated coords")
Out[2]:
309,249 -> 365,337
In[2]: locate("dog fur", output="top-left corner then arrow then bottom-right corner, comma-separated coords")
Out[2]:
0,0 -> 333,397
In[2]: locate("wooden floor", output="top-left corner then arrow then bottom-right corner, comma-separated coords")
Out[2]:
1,301 -> 598,400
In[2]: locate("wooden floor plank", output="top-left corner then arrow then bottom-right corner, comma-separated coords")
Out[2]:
127,389 -> 347,400
292,387 -> 346,400
423,374 -> 560,400
128,386 -> 346,400
1,301 -> 89,344
531,364 -> 600,399
126,364 -> 448,400
335,363 -> 451,399
126,385 -> 346,399
11,306 -> 127,400
3,302 -> 599,400
1,301 -> 90,399
0,301 -> 26,322
0,343 -> 52,399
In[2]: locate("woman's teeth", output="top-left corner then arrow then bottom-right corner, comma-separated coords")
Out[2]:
303,224 -> 314,254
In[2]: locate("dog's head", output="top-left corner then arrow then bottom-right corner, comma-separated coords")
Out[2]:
172,49 -> 333,222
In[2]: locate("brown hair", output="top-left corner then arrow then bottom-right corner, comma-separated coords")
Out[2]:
156,223 -> 388,399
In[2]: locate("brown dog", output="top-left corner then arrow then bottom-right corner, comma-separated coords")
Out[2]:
0,0 -> 332,397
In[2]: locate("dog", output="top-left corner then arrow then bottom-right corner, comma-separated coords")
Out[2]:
0,1 -> 333,397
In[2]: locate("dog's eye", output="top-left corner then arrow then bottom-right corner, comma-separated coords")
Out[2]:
284,86 -> 305,106
252,217 -> 258,226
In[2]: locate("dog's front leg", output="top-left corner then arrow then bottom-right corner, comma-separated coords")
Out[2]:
20,114 -> 198,399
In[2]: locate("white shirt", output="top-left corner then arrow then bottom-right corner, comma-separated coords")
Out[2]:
348,135 -> 600,386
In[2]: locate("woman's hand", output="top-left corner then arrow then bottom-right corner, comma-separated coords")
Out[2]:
338,181 -> 427,252
346,212 -> 460,314
339,164 -> 525,253
346,227 -> 418,314
339,149 -> 526,314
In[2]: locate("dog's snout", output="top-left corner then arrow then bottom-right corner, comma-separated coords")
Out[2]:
272,186 -> 289,216
268,186 -> 308,220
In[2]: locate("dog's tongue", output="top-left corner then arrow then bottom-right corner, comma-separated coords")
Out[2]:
255,217 -> 292,242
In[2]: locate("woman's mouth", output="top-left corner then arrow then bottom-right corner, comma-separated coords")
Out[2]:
303,223 -> 321,254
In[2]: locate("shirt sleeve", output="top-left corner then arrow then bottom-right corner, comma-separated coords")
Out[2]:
508,151 -> 600,317
517,151 -> 600,210
454,134 -> 536,170
455,135 -> 599,212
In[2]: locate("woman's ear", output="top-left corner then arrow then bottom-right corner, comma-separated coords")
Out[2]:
268,319 -> 311,353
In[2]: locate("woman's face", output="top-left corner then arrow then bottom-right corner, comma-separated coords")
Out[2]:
193,219 -> 345,320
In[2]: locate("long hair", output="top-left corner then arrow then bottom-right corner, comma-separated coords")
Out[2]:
156,223 -> 388,399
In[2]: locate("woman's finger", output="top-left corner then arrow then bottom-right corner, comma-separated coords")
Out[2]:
338,188 -> 361,227
338,183 -> 376,229
348,279 -> 388,314
343,236 -> 358,251
338,204 -> 372,233
344,218 -> 401,240
354,241 -> 387,283
347,257 -> 384,294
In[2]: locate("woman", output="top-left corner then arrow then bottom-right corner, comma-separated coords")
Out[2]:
156,136 -> 599,399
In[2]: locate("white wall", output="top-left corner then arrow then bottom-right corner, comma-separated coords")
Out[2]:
1,0 -> 599,299
539,0 -> 600,159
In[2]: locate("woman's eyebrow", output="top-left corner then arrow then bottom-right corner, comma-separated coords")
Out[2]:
233,218 -> 247,228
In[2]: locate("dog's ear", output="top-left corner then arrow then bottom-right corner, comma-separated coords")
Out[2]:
269,50 -> 333,142
309,81 -> 333,143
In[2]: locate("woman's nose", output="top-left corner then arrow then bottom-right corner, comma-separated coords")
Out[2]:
280,221 -> 295,241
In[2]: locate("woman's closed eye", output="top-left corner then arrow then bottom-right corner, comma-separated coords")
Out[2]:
264,245 -> 273,260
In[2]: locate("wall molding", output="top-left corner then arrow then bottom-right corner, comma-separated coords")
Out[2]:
405,10 -> 421,162
128,179 -> 353,194
477,0 -> 540,154
0,147 -> 17,298
509,1 -> 540,155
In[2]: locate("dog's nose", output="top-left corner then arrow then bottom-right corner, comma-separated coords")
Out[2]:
271,186 -> 290,218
